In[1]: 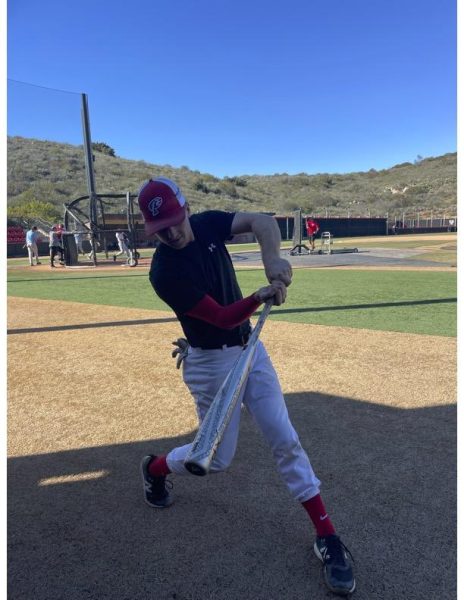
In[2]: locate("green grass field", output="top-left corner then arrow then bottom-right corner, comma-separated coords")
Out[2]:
7,265 -> 456,337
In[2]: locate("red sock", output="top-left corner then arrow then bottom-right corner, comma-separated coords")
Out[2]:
148,455 -> 171,477
301,494 -> 336,537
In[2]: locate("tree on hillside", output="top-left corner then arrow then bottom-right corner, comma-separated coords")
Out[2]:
7,189 -> 61,227
92,142 -> 116,157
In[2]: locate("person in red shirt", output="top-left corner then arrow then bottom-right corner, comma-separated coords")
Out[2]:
305,218 -> 319,251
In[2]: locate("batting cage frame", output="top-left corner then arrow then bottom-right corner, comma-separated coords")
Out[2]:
62,192 -> 142,268
58,93 -> 143,268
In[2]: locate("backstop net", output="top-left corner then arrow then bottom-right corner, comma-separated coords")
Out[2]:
7,79 -> 142,267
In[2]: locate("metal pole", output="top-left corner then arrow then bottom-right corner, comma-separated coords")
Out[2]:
127,191 -> 137,250
81,93 -> 98,266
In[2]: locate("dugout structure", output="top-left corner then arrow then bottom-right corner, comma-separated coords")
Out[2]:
62,192 -> 142,267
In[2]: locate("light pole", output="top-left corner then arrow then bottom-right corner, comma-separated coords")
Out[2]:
81,93 -> 98,266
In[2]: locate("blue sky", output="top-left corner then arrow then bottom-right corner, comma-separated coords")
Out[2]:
7,0 -> 457,178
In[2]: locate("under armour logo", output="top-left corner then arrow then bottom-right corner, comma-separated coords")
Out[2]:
148,197 -> 163,216
208,243 -> 216,252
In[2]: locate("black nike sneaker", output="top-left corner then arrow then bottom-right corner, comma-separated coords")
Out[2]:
314,534 -> 356,596
140,455 -> 173,508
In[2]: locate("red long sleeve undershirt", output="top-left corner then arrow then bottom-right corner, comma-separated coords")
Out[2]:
185,294 -> 262,329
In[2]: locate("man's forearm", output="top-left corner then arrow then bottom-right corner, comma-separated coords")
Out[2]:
231,211 -> 292,285
250,215 -> 282,263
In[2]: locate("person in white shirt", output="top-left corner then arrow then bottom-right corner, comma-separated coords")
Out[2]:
26,226 -> 41,266
114,231 -> 131,261
74,230 -> 85,254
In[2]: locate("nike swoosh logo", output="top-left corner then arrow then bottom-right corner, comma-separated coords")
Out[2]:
320,514 -> 328,521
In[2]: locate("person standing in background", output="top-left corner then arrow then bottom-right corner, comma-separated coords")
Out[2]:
305,218 -> 320,251
26,226 -> 41,266
74,229 -> 85,254
49,226 -> 64,268
113,231 -> 131,262
56,223 -> 66,263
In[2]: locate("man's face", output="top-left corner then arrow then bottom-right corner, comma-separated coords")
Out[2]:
155,214 -> 194,249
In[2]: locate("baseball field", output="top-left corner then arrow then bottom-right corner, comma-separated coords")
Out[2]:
7,233 -> 457,599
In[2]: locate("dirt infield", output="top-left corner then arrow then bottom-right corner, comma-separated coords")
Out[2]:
7,297 -> 456,599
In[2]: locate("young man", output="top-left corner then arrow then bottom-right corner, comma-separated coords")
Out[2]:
113,231 -> 131,262
74,229 -> 85,255
138,177 -> 355,596
25,225 -> 41,266
305,218 -> 320,251
49,226 -> 64,268
56,224 -> 67,262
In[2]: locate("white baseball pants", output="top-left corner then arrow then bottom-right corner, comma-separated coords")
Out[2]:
27,243 -> 39,265
166,340 -> 321,503
116,242 -> 130,258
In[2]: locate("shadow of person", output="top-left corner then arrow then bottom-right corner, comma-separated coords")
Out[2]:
8,391 -> 456,600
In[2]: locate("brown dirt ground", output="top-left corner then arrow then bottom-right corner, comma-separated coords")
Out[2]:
7,297 -> 457,600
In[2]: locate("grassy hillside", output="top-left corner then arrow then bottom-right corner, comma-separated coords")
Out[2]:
7,136 -> 456,217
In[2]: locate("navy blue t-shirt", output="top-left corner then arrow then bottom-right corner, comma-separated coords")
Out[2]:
149,211 -> 251,348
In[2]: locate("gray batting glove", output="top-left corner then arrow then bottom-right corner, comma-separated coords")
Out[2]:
171,338 -> 190,369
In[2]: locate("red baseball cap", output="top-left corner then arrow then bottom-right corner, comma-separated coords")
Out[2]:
138,177 -> 187,237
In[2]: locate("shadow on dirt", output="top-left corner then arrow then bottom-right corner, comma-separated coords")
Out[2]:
261,297 -> 457,315
8,392 -> 456,600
